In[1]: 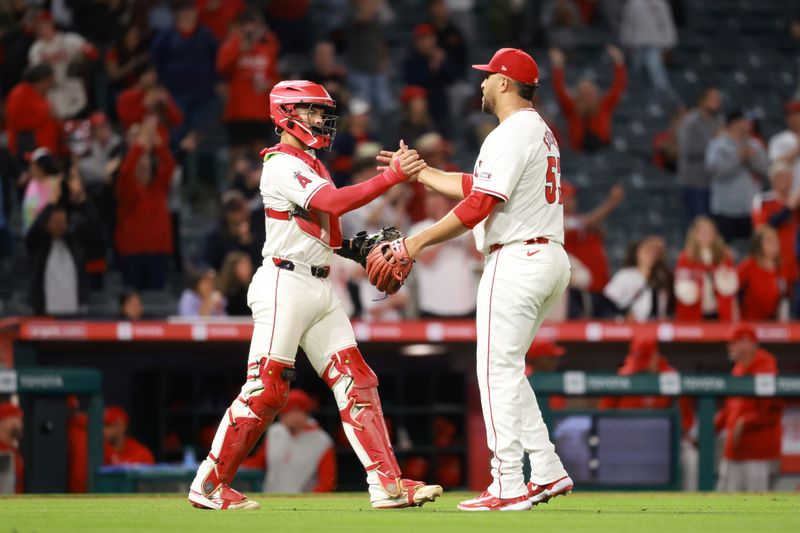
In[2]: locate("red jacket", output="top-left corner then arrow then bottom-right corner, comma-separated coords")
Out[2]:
564,215 -> 610,293
715,349 -> 783,461
0,441 -> 24,493
116,87 -> 183,145
752,191 -> 798,284
104,437 -> 156,465
552,63 -> 626,151
114,144 -> 175,256
674,251 -> 738,321
4,82 -> 62,156
217,32 -> 281,122
737,257 -> 783,321
197,0 -> 246,41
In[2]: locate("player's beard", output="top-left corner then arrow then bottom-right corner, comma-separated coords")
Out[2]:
481,91 -> 496,115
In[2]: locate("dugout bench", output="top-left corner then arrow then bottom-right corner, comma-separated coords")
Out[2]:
531,372 -> 800,491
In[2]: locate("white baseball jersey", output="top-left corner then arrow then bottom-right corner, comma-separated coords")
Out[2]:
470,109 -> 564,253
259,144 -> 340,266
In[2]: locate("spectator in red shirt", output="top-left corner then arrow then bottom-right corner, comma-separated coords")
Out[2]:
563,181 -> 625,317
116,61 -> 183,147
243,389 -> 336,493
716,323 -> 783,492
115,118 -> 175,290
525,340 -> 568,411
103,406 -> 155,466
4,63 -> 60,159
216,8 -> 281,158
752,161 -> 800,312
738,226 -> 787,321
674,216 -> 739,321
0,402 -> 24,493
196,0 -> 246,42
549,45 -> 627,152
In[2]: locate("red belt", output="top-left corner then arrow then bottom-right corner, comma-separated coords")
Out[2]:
489,237 -> 549,254
265,208 -> 291,220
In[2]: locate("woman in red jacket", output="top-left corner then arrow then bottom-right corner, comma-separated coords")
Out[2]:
674,216 -> 739,321
738,226 -> 787,321
115,118 -> 175,290
716,323 -> 783,492
216,9 -> 281,158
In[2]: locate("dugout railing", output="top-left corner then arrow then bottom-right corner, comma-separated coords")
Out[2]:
531,372 -> 800,491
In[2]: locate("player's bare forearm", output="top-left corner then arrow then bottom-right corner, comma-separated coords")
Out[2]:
405,211 -> 469,259
418,167 -> 466,199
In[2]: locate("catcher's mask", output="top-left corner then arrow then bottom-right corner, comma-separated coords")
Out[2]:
269,80 -> 338,150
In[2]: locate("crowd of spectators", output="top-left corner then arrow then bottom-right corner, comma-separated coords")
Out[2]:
0,0 -> 799,325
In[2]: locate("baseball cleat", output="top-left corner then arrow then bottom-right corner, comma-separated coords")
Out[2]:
188,485 -> 260,510
527,475 -> 573,505
457,491 -> 532,512
371,479 -> 444,509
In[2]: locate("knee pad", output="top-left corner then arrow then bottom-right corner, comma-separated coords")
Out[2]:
248,357 -> 296,415
322,346 -> 378,391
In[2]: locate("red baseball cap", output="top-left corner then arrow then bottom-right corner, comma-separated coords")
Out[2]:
413,23 -> 435,39
526,340 -> 565,359
104,406 -> 129,426
281,389 -> 314,413
729,323 -> 757,343
784,101 -> 800,115
473,48 -> 539,85
400,85 -> 427,103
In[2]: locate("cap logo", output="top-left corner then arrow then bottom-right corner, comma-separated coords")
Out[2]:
501,65 -> 507,71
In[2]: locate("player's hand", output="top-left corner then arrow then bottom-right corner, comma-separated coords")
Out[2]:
376,149 -> 397,171
606,44 -> 624,64
390,140 -> 426,181
548,48 -> 565,68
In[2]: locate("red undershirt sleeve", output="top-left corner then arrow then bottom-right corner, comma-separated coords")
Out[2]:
461,173 -> 473,197
307,169 -> 405,217
452,189 -> 501,229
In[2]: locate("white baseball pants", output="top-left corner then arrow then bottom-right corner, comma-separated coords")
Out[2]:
476,240 -> 571,499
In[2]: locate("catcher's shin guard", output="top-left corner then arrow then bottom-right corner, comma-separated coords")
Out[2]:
197,357 -> 296,495
322,347 -> 403,497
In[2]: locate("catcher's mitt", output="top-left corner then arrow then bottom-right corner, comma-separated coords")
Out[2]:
365,238 -> 413,295
335,226 -> 404,268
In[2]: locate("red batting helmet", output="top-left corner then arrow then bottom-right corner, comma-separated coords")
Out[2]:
269,80 -> 338,150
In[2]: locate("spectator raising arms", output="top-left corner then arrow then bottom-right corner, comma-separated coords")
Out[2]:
737,226 -> 787,321
549,45 -> 627,152
4,64 -> 60,159
216,8 -> 281,159
674,216 -> 738,321
28,10 -> 98,119
114,118 -> 175,291
116,62 -> 183,147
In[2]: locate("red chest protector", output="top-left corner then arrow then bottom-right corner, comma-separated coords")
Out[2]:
261,143 -> 342,249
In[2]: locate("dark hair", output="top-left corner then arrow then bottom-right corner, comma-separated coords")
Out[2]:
698,85 -> 719,104
237,7 -> 264,25
513,79 -> 538,101
119,290 -> 139,309
23,64 -> 54,84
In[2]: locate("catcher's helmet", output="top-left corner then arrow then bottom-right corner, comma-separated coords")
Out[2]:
269,80 -> 338,150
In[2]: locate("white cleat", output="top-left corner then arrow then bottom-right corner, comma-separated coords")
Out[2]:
371,479 -> 444,509
189,485 -> 260,510
527,475 -> 574,506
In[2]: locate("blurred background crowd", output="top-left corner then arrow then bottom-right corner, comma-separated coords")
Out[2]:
1,0 -> 800,324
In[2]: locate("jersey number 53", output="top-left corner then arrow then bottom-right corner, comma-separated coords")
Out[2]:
544,156 -> 563,205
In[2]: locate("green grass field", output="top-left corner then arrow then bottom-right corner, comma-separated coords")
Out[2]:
1,493 -> 799,533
